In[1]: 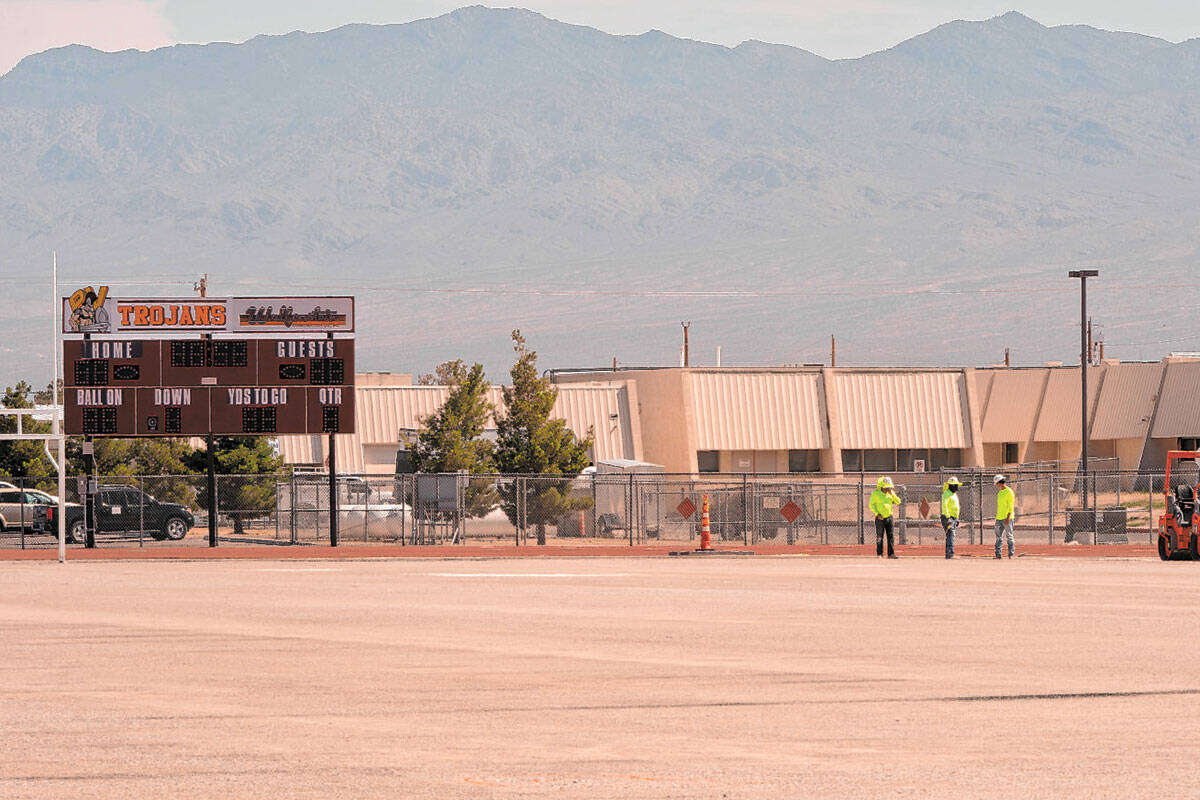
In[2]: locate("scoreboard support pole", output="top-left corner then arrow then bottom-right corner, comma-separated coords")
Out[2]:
328,333 -> 339,547
204,332 -> 218,548
207,432 -> 218,548
329,433 -> 338,547
81,332 -> 97,549
84,436 -> 96,549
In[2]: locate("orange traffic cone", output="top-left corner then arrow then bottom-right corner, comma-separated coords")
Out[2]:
700,494 -> 712,551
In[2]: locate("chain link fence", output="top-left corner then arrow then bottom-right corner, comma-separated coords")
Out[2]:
0,467 -> 1171,550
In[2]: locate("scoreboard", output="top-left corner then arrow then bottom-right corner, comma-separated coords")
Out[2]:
63,338 -> 355,436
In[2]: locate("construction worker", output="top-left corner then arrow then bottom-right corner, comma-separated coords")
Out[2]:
869,476 -> 902,558
941,477 -> 962,559
994,474 -> 1015,558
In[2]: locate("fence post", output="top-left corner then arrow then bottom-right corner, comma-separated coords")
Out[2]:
1148,479 -> 1154,545
1048,475 -> 1054,545
289,473 -> 297,544
976,472 -> 983,547
364,473 -> 371,543
823,486 -> 829,545
742,473 -> 749,546
628,474 -> 635,546
858,473 -> 864,545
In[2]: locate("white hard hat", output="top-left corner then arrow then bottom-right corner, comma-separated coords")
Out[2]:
993,474 -> 1006,485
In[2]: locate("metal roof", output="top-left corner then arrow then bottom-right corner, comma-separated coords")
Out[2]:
1091,362 -> 1162,440
979,369 -> 1047,443
276,433 -> 365,473
689,371 -> 828,450
354,386 -> 506,445
833,371 -> 970,449
1152,360 -> 1200,438
277,382 -> 638,470
551,383 -> 637,462
1033,367 -> 1102,442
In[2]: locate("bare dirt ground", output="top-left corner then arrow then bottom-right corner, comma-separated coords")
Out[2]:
2,555 -> 1198,799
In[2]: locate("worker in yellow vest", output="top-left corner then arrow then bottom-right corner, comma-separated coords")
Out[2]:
869,476 -> 902,559
941,477 -> 962,559
994,475 -> 1015,558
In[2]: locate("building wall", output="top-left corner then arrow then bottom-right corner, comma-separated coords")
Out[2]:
557,369 -> 694,472
554,361 -> 1200,475
363,444 -> 400,474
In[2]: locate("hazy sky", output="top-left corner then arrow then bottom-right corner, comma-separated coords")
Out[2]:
2,0 -> 1200,75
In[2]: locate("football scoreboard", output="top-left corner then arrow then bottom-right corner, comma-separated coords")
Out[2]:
62,295 -> 355,437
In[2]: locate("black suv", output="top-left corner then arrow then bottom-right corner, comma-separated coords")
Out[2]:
43,485 -> 195,544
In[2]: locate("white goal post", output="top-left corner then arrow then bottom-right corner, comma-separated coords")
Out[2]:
0,407 -> 66,562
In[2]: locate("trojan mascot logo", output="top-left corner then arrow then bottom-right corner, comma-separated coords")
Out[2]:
68,286 -> 111,333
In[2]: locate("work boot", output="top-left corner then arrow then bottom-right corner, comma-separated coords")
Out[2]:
887,554 -> 898,559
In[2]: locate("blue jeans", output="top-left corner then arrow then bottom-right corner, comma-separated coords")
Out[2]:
995,518 -> 1014,557
941,516 -> 958,557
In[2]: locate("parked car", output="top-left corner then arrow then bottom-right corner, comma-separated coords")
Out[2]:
0,488 -> 55,532
41,485 -> 194,543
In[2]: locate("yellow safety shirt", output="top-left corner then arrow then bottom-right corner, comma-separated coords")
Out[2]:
941,485 -> 961,519
869,488 -> 901,519
996,486 -> 1015,521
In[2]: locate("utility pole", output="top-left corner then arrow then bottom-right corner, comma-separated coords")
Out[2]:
681,322 -> 690,368
1069,270 -> 1099,520
830,335 -> 837,367
1004,347 -> 1010,367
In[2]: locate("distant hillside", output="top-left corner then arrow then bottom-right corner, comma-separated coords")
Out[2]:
2,7 -> 1199,384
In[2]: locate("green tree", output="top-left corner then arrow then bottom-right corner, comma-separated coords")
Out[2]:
417,360 -> 471,386
413,360 -> 498,517
185,437 -> 286,535
34,380 -> 62,405
89,438 -> 200,507
494,331 -> 593,544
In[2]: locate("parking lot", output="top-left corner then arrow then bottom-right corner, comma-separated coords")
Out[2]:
2,555 -> 1198,798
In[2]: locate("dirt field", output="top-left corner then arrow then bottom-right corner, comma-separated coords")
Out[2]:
2,554 -> 1198,799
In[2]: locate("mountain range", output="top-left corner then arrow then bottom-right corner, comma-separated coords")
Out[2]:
2,6 -> 1199,386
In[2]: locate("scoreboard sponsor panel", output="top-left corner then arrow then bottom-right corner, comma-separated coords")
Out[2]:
64,294 -> 353,335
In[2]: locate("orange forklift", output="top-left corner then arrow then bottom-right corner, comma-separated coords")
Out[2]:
1158,450 -> 1200,561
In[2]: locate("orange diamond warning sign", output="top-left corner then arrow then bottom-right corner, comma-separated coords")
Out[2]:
919,498 -> 931,519
676,498 -> 697,519
780,500 -> 802,523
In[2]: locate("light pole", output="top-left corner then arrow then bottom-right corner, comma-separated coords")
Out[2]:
1069,269 -> 1098,518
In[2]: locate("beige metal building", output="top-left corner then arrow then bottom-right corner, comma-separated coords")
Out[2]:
277,375 -> 641,473
554,367 -> 985,474
974,357 -> 1200,471
277,357 -> 1200,476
